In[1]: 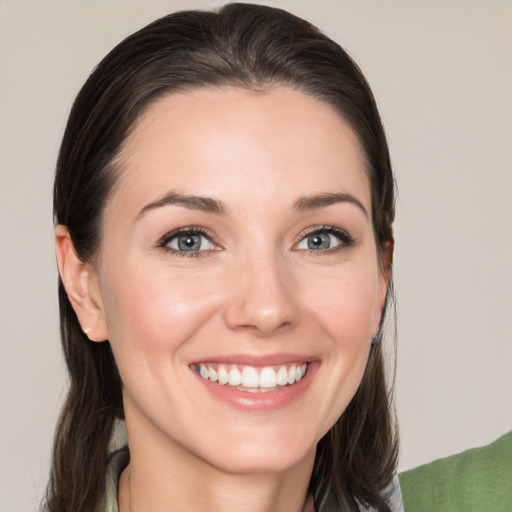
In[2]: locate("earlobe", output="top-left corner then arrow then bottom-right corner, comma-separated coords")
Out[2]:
55,225 -> 108,342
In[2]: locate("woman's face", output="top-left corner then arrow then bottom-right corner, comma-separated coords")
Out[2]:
92,87 -> 389,474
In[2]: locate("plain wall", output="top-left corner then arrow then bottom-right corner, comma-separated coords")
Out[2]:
1,1 -> 511,510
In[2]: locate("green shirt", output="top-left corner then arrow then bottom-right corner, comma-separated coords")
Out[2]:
399,430 -> 512,512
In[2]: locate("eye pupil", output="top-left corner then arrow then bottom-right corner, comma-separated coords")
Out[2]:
178,235 -> 201,251
308,233 -> 330,250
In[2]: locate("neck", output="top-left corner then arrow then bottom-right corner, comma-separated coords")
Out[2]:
118,434 -> 315,512
119,463 -> 315,512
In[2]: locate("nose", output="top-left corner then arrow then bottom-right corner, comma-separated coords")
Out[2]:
223,252 -> 300,336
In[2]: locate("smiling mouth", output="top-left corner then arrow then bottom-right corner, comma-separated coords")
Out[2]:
192,362 -> 309,393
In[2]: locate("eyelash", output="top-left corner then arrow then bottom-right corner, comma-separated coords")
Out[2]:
157,225 -> 355,258
295,225 -> 355,254
157,226 -> 217,258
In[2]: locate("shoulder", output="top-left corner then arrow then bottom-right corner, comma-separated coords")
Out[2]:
399,430 -> 512,512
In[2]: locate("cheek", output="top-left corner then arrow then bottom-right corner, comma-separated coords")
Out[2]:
294,263 -> 380,427
298,262 -> 381,342
99,261 -> 224,360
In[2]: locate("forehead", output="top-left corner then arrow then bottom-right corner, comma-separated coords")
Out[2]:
110,86 -> 371,214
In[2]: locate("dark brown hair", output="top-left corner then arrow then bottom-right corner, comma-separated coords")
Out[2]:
48,3 -> 397,511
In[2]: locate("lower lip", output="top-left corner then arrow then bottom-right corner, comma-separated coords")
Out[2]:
192,362 -> 319,411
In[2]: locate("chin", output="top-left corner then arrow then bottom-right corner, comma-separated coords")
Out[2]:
194,426 -> 318,475
210,448 -> 315,476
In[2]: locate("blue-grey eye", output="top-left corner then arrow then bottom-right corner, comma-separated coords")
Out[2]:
167,233 -> 214,252
296,230 -> 345,251
307,233 -> 330,250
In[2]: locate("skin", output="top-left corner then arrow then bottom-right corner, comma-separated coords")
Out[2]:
56,87 -> 391,512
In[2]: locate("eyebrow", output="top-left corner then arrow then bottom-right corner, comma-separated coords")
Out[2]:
136,191 -> 229,220
136,190 -> 367,221
293,193 -> 368,217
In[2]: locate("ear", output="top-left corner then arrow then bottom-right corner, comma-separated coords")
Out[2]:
55,225 -> 108,342
372,239 -> 394,336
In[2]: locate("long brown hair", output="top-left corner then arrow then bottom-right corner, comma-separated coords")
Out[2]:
47,4 -> 397,511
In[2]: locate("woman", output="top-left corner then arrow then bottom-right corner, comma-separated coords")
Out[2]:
47,3 -> 401,511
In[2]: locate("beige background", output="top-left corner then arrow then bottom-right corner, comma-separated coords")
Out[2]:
1,1 -> 511,510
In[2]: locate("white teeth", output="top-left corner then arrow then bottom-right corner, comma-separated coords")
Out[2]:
241,366 -> 259,387
228,367 -> 242,386
287,366 -> 296,385
199,365 -> 209,380
197,363 -> 308,390
259,367 -> 277,388
208,367 -> 218,382
218,365 -> 229,385
276,366 -> 288,386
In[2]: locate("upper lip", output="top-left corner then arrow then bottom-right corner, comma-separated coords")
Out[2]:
190,353 -> 317,367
